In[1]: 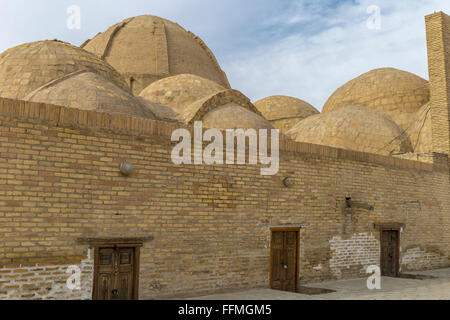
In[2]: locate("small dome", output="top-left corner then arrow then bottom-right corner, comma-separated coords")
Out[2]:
322,68 -> 430,130
139,74 -> 225,114
137,97 -> 179,122
82,15 -> 230,95
24,70 -> 156,119
202,103 -> 273,130
254,95 -> 319,134
254,95 -> 319,120
161,88 -> 273,130
175,89 -> 266,120
407,103 -> 432,154
287,105 -> 413,156
0,40 -> 129,100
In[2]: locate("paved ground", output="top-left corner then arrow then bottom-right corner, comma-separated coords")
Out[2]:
187,268 -> 450,300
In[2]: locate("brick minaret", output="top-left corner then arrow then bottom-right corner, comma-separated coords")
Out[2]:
426,12 -> 450,155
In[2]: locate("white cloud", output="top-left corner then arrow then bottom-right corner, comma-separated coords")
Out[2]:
223,0 -> 450,110
1,0 -> 450,110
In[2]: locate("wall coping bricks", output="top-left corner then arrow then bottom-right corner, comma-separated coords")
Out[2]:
0,97 -> 445,173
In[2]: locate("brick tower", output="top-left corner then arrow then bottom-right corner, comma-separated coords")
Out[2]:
426,12 -> 450,156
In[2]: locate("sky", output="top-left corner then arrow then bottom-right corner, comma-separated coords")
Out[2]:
1,0 -> 450,110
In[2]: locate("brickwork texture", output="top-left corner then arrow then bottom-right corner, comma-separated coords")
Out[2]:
0,97 -> 448,299
0,11 -> 449,300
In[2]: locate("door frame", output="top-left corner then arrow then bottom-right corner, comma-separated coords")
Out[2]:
92,243 -> 141,300
269,227 -> 300,292
379,227 -> 401,277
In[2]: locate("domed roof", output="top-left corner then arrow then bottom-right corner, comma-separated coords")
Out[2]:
322,68 -> 430,129
202,103 -> 273,130
287,105 -> 413,156
23,70 -> 156,119
82,15 -> 230,95
407,103 -> 432,154
175,89 -> 265,120
139,74 -> 225,114
138,97 -> 179,122
158,88 -> 273,130
254,95 -> 319,134
254,95 -> 319,120
0,40 -> 129,100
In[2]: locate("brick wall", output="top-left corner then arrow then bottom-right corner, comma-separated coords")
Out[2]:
402,247 -> 449,271
0,249 -> 93,300
329,233 -> 380,279
0,98 -> 448,299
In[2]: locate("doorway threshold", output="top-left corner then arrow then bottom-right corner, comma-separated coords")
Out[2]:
296,286 -> 336,295
397,273 -> 438,280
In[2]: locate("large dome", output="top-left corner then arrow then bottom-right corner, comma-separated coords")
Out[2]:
287,105 -> 413,156
0,40 -> 129,100
24,70 -> 156,119
322,68 -> 430,130
139,74 -> 225,114
82,15 -> 230,95
254,95 -> 319,134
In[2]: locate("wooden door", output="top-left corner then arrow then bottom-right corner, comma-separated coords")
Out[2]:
381,230 -> 399,277
270,230 -> 299,292
93,246 -> 139,300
